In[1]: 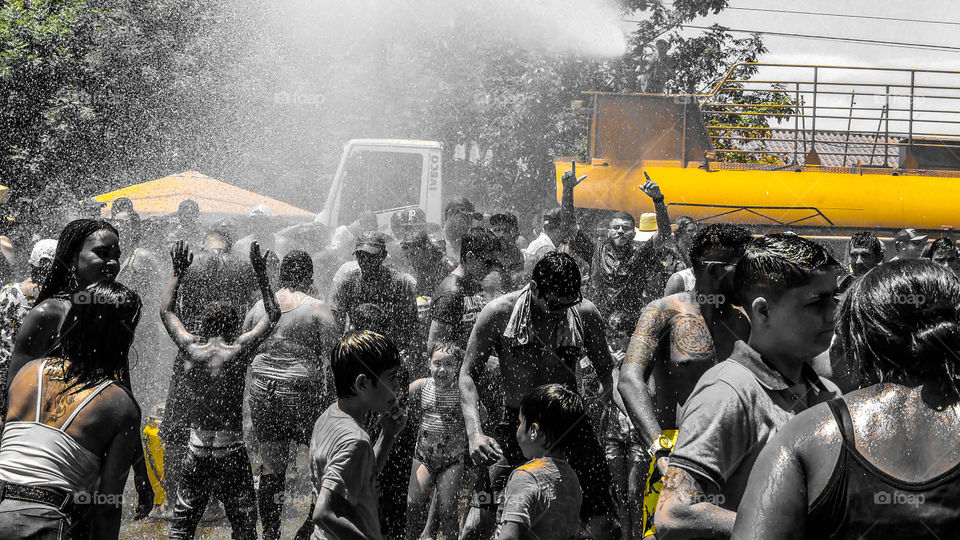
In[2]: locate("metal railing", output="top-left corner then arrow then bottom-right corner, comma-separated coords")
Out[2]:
699,63 -> 960,168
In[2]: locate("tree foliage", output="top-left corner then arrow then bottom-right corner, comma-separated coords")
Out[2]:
0,0 -> 770,222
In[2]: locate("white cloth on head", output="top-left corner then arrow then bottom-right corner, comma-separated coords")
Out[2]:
29,239 -> 57,267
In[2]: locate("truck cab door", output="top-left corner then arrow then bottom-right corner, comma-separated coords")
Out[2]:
318,141 -> 443,236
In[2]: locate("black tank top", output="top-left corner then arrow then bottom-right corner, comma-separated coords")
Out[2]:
807,398 -> 960,539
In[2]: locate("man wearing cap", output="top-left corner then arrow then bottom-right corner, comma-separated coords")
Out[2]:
559,169 -> 674,319
0,238 -> 56,417
443,197 -> 483,262
328,231 -> 418,351
891,228 -> 927,261
235,204 -> 287,258
489,212 -> 524,277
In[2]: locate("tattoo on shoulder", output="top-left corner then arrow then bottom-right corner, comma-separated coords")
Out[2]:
670,314 -> 716,360
624,304 -> 676,365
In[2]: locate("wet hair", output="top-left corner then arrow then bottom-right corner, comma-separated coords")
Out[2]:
675,216 -> 695,229
461,227 -> 500,262
279,250 -> 313,288
204,220 -> 236,249
922,237 -> 957,260
734,233 -> 840,304
849,231 -> 883,261
350,303 -> 388,335
532,251 -> 581,298
689,224 -> 752,267
331,330 -> 402,398
519,384 -> 586,453
444,197 -> 475,218
178,199 -> 199,214
37,219 -> 119,304
57,282 -> 142,391
431,342 -> 465,365
197,301 -> 242,342
836,260 -> 960,402
542,207 -> 563,231
608,211 -> 635,228
607,210 -> 637,227
112,197 -> 135,216
607,311 -> 635,334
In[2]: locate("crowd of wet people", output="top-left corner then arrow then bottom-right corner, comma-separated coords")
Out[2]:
0,172 -> 957,540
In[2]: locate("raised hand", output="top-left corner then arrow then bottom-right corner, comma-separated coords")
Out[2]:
640,171 -> 664,200
249,241 -> 272,279
170,240 -> 193,277
561,169 -> 588,190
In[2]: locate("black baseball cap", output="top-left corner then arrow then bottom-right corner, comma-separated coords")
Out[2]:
895,228 -> 928,243
444,197 -> 483,221
490,212 -> 519,228
355,231 -> 387,255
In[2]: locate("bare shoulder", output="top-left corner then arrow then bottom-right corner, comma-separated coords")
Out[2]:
96,383 -> 141,426
660,291 -> 699,314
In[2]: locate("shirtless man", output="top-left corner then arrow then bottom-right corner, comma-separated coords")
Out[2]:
460,251 -> 618,539
242,250 -> 337,540
617,224 -> 752,537
161,240 -> 281,540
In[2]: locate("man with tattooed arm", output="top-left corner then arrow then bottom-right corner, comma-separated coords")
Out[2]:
617,224 -> 752,537
653,234 -> 841,539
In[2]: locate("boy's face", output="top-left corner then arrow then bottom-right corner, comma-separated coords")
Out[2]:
515,413 -> 541,460
364,366 -> 403,413
606,328 -> 630,353
429,352 -> 459,388
757,270 -> 839,361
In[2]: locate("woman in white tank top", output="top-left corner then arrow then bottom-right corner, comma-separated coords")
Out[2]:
0,282 -> 142,540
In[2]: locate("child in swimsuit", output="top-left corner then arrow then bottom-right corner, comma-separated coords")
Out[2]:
406,343 -> 469,540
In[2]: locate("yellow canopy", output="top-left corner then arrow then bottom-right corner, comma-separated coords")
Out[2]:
94,171 -> 313,218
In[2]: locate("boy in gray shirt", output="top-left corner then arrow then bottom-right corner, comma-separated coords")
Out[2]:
308,331 -> 407,540
497,384 -> 585,540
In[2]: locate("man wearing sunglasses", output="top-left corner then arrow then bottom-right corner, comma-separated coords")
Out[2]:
459,252 -> 618,540
428,227 -> 502,351
617,223 -> 753,538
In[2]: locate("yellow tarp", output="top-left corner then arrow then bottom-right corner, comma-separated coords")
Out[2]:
94,171 -> 313,218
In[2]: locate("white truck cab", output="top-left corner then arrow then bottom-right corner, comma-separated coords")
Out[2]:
316,139 -> 444,235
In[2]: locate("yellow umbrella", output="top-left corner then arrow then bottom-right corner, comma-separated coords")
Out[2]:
95,171 -> 313,218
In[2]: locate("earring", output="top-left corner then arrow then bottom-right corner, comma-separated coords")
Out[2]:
69,267 -> 79,289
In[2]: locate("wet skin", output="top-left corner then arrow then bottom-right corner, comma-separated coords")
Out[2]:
732,383 -> 960,539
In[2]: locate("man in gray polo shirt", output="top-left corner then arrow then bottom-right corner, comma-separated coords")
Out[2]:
653,234 -> 843,539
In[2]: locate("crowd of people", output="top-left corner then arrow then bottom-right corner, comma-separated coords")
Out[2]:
0,170 -> 956,540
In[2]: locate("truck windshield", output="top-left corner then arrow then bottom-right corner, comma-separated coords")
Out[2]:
338,149 -> 423,224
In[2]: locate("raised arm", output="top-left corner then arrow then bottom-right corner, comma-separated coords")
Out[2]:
640,172 -> 672,248
460,303 -> 503,466
559,167 -> 586,237
236,241 -> 281,353
159,240 -> 197,351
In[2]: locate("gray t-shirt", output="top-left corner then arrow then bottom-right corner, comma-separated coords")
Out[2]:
669,340 -> 841,513
497,457 -> 583,540
309,404 -> 381,540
